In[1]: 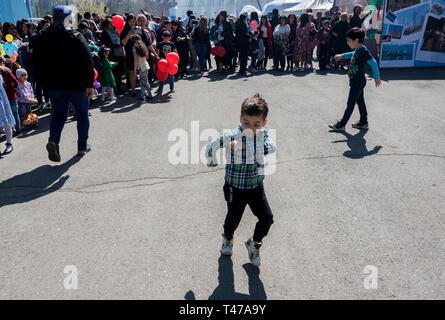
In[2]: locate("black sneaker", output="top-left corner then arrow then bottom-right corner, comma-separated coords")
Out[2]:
46,141 -> 61,162
352,121 -> 369,130
329,121 -> 345,131
77,144 -> 92,157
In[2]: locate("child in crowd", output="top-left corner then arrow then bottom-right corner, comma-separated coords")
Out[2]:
15,68 -> 37,120
205,93 -> 276,267
256,29 -> 266,71
0,74 -> 16,155
250,31 -> 260,72
316,20 -> 332,70
329,28 -> 382,131
133,37 -> 153,101
0,55 -> 21,135
99,46 -> 117,102
156,31 -> 177,95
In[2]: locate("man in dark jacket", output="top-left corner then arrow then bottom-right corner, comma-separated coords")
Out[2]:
269,9 -> 280,68
219,11 -> 234,71
235,14 -> 250,75
33,5 -> 95,162
349,5 -> 372,29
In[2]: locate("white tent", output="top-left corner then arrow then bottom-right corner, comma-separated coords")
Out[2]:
240,5 -> 263,19
262,0 -> 303,14
283,0 -> 334,15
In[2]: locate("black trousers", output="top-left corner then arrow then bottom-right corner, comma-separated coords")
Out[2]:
112,56 -> 125,92
223,183 -> 274,243
263,38 -> 270,68
319,44 -> 331,69
340,85 -> 368,126
238,48 -> 248,73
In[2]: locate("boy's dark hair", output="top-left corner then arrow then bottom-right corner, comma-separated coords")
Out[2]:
241,93 -> 269,120
346,27 -> 365,43
162,30 -> 171,37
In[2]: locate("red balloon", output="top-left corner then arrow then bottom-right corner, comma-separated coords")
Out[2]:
94,68 -> 98,80
166,52 -> 179,65
157,59 -> 169,73
167,64 -> 178,75
156,70 -> 168,81
216,46 -> 226,58
112,15 -> 125,34
210,47 -> 218,56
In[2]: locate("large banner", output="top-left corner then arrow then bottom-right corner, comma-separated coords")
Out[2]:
380,0 -> 445,67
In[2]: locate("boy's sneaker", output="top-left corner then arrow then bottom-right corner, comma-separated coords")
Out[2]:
46,141 -> 61,162
352,121 -> 369,130
292,66 -> 298,72
77,144 -> 92,157
145,95 -> 153,101
329,121 -> 345,131
325,65 -> 331,69
245,238 -> 262,267
220,234 -> 233,256
3,143 -> 13,155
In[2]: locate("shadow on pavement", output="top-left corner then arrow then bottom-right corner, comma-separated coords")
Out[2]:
331,129 -> 382,159
0,155 -> 81,208
185,255 -> 267,300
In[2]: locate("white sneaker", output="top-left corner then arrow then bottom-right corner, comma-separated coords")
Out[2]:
245,238 -> 262,267
220,234 -> 233,256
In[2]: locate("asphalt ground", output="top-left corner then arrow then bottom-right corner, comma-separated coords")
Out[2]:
0,66 -> 444,299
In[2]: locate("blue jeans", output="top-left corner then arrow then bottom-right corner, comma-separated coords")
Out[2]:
158,74 -> 174,92
195,43 -> 208,71
18,102 -> 32,119
9,99 -> 21,133
48,90 -> 90,149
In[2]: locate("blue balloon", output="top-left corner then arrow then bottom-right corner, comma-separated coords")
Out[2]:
4,42 -> 18,57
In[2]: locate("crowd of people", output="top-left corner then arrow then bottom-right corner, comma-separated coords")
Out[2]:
0,5 -> 382,267
0,4 -> 374,157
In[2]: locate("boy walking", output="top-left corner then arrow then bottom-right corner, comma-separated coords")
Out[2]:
205,93 -> 276,267
156,31 -> 177,95
329,27 -> 382,131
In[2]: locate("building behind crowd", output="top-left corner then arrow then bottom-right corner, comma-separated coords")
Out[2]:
175,0 -> 270,19
0,0 -> 33,23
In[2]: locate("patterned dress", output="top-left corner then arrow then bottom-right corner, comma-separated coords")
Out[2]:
294,23 -> 316,65
0,75 -> 16,127
273,25 -> 290,56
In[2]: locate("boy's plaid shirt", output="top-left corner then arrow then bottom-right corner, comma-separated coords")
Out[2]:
205,125 -> 276,189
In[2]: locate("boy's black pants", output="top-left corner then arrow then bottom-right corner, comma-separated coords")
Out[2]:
319,44 -> 330,68
223,183 -> 274,243
340,85 -> 368,126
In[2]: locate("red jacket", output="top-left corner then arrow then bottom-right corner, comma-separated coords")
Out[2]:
257,24 -> 272,47
0,66 -> 18,101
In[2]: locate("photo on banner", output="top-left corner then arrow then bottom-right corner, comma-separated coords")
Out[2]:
416,14 -> 445,63
380,0 -> 445,67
